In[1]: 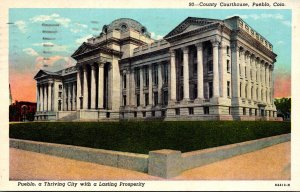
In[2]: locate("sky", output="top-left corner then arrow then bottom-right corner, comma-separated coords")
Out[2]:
9,9 -> 291,102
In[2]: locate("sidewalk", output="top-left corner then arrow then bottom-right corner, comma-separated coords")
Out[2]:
9,142 -> 290,180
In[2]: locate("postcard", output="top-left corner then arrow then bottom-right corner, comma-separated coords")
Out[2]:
0,0 -> 299,191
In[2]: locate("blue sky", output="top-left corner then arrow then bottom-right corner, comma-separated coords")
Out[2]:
9,9 -> 291,101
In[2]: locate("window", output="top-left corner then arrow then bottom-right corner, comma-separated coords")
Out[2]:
256,88 -> 258,100
59,84 -> 62,90
240,83 -> 242,97
208,82 -> 213,98
245,66 -> 247,78
228,107 -> 231,115
251,86 -> 253,99
204,107 -> 209,114
153,65 -> 158,85
180,86 -> 183,101
245,84 -> 248,98
227,60 -> 230,73
208,47 -> 212,55
144,66 -> 149,87
175,108 -> 180,115
162,110 -> 166,117
59,92 -> 62,98
180,65 -> 183,77
145,93 -> 149,106
134,112 -> 137,117
163,91 -> 168,106
227,81 -> 230,97
239,64 -> 241,75
123,73 -> 126,89
136,94 -> 140,106
249,108 -> 252,116
189,107 -> 194,115
243,107 -> 246,115
193,51 -> 197,74
135,68 -> 140,87
142,111 -> 146,117
255,109 -> 257,116
123,95 -> 126,106
163,63 -> 168,84
154,92 -> 158,106
106,112 -> 110,118
152,111 -> 155,117
194,84 -> 198,99
207,60 -> 213,72
58,100 -> 61,111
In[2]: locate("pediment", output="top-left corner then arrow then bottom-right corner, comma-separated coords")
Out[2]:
164,17 -> 221,39
34,70 -> 58,79
71,43 -> 93,58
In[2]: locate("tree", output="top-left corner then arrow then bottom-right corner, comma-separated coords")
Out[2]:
274,97 -> 291,120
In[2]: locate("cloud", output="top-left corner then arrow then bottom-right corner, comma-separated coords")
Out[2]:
227,13 -> 291,26
150,32 -> 163,40
75,34 -> 93,44
30,13 -> 71,27
23,48 -> 38,56
70,23 -> 88,33
15,20 -> 27,33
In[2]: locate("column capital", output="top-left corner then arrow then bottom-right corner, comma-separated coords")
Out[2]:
182,47 -> 189,54
82,65 -> 88,71
195,42 -> 203,50
91,64 -> 96,69
98,62 -> 105,68
210,38 -> 221,47
169,50 -> 176,57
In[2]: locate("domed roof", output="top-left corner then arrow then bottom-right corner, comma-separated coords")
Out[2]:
102,18 -> 150,37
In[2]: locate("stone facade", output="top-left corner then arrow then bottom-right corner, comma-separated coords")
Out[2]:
34,16 -> 279,121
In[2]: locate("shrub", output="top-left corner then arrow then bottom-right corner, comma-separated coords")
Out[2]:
9,121 -> 291,154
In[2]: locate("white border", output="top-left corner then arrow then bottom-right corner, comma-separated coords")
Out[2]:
1,0 -> 299,191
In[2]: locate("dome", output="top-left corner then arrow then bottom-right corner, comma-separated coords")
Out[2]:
102,18 -> 150,37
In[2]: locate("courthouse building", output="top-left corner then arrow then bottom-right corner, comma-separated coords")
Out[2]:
34,16 -> 279,121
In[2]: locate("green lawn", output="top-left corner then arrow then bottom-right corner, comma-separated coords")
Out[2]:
9,121 -> 291,154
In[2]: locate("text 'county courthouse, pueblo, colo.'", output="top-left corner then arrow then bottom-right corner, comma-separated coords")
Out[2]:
34,16 -> 280,121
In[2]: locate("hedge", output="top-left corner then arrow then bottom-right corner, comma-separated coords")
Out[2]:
9,121 -> 291,154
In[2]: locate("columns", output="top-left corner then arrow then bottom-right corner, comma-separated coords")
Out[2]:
43,85 -> 46,111
129,69 -> 135,106
126,70 -> 130,106
231,43 -> 240,99
40,85 -> 43,111
98,63 -> 104,109
170,50 -> 176,101
158,64 -> 163,105
83,66 -> 88,109
140,67 -> 144,106
196,43 -> 203,99
53,82 -> 58,112
48,82 -> 52,111
36,85 -> 40,111
91,65 -> 96,109
212,39 -> 220,97
148,65 -> 153,105
72,82 -> 76,110
182,47 -> 190,100
76,69 -> 82,110
68,83 -> 72,110
257,59 -> 261,101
